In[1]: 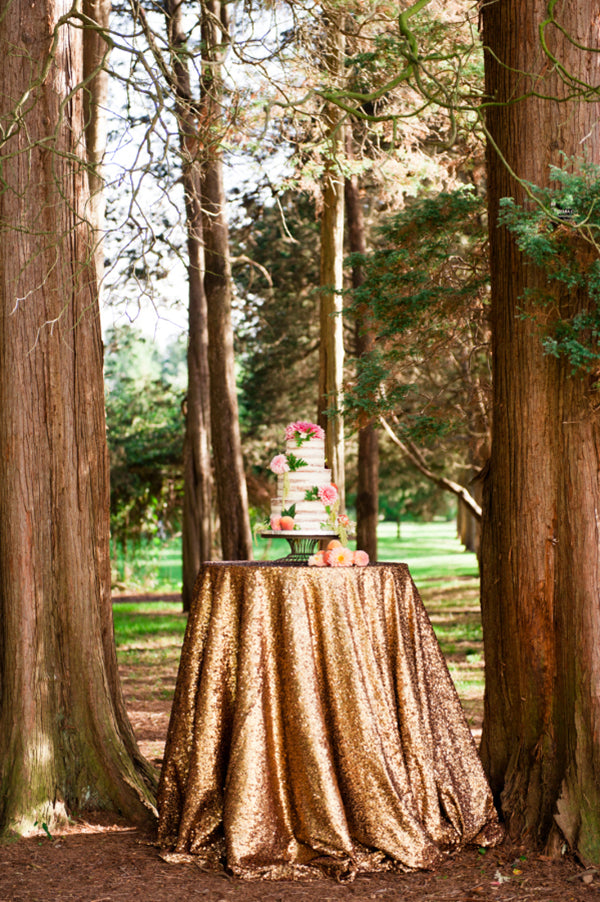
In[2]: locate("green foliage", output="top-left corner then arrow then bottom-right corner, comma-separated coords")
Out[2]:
232,190 -> 322,438
498,157 -> 600,372
111,535 -> 183,592
347,347 -> 410,421
350,187 -> 487,340
340,0 -> 484,139
233,182 -> 490,517
231,188 -> 324,516
343,185 -> 490,514
104,326 -> 186,551
374,466 -> 454,523
346,186 -> 489,445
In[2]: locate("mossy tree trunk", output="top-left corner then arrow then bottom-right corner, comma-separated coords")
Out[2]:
0,2 -> 156,835
480,0 -> 600,864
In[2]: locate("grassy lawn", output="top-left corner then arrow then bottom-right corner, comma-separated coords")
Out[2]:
114,520 -> 485,737
376,520 -> 479,578
113,602 -> 188,709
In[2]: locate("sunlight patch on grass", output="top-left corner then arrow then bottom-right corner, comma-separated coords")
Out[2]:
377,521 -> 479,581
117,635 -> 184,651
112,602 -> 186,651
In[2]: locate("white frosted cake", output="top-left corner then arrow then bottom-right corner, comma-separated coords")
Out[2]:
268,421 -> 339,533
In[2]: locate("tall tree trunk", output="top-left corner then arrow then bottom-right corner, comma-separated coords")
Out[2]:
0,4 -> 155,834
82,0 -> 110,292
183,259 -> 213,600
200,1 -> 252,561
480,0 -> 600,863
345,159 -> 378,560
457,494 -> 479,555
318,7 -> 346,510
164,0 -> 213,609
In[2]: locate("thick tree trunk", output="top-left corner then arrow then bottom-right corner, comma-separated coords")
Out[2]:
82,0 -> 110,292
480,0 -> 600,863
318,8 -> 346,509
164,0 -> 213,609
345,165 -> 378,560
200,1 -> 252,562
0,5 -> 155,834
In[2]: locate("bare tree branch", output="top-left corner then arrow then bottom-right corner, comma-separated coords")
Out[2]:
379,415 -> 482,520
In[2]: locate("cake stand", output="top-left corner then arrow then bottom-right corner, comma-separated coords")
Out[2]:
259,530 -> 340,564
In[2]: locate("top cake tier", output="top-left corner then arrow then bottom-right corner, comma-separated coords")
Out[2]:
285,436 -> 325,469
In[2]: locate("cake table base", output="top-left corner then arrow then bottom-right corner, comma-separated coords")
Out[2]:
260,530 -> 340,563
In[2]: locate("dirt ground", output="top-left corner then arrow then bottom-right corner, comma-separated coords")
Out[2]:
1,823 -> 597,902
1,595 -> 598,902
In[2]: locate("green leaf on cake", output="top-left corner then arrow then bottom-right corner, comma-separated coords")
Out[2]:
281,503 -> 296,518
286,453 -> 308,471
293,432 -> 311,446
304,486 -> 319,501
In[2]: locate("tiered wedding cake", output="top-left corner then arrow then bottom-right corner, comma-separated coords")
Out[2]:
268,421 -> 339,533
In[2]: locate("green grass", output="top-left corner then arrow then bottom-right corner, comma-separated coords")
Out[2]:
111,536 -> 183,593
376,520 -> 479,580
417,572 -> 484,734
112,601 -> 187,645
113,601 -> 187,682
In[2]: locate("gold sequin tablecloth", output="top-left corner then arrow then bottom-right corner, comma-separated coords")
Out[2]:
157,562 -> 501,879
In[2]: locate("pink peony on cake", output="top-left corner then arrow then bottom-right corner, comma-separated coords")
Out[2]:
268,421 -> 338,534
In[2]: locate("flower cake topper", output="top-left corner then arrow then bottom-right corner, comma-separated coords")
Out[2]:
285,421 -> 325,446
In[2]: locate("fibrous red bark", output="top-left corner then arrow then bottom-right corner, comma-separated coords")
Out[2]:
480,0 -> 600,863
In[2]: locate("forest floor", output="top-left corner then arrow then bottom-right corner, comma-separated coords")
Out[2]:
1,589 -> 598,902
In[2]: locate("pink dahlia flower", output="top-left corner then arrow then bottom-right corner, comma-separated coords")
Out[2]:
285,421 -> 325,441
318,484 -> 338,505
327,546 -> 354,567
308,550 -> 327,567
353,549 -> 370,567
269,454 -> 289,475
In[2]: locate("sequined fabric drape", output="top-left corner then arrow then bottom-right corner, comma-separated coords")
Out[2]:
157,562 -> 501,879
